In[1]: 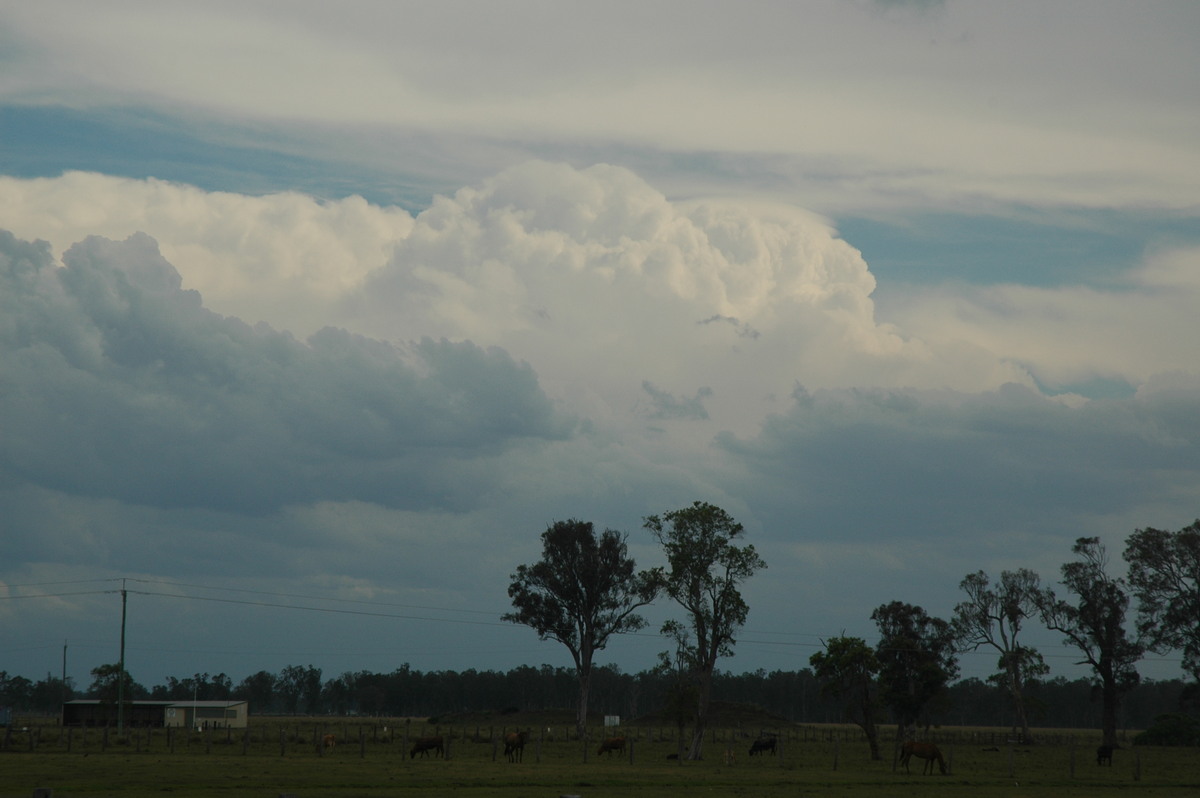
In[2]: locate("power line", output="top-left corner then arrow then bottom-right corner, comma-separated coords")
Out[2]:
124,578 -> 499,616
5,578 -> 1186,670
128,589 -> 511,628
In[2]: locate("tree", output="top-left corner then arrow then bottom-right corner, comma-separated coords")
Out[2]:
872,601 -> 958,740
810,636 -> 884,759
504,519 -> 661,738
1124,520 -> 1200,682
88,663 -> 143,705
235,670 -> 277,714
276,665 -> 322,714
645,501 -> 766,760
1038,537 -> 1143,747
952,569 -> 1050,743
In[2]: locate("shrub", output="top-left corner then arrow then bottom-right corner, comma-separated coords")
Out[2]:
1133,713 -> 1200,746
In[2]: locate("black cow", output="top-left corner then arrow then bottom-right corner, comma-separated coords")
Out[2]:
749,737 -> 777,756
1097,744 -> 1113,766
410,736 -> 444,759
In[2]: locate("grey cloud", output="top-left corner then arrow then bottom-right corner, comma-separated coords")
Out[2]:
721,382 -> 1200,551
697,314 -> 760,340
640,381 -> 713,421
0,231 -> 571,515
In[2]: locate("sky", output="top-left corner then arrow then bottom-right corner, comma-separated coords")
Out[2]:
2,0 -> 1199,697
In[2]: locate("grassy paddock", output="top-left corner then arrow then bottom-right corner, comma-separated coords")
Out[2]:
2,719 -> 1197,798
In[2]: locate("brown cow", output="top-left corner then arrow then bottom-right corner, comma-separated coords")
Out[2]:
410,735 -> 444,759
503,730 -> 529,763
322,733 -> 336,753
597,736 -> 626,757
900,740 -> 946,775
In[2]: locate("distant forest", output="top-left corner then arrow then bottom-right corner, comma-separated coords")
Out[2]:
2,664 -> 1191,732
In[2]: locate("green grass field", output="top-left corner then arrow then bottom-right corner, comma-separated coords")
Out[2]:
2,718 -> 1197,798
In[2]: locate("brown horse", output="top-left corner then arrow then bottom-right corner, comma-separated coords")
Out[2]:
503,730 -> 529,762
900,741 -> 946,775
597,736 -> 626,757
410,735 -> 444,759
322,734 -> 336,753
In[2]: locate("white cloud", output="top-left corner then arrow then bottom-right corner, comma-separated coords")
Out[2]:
4,2 -> 1197,213
0,229 -> 569,517
2,161 -> 1198,685
885,244 -> 1200,390
0,172 -> 414,335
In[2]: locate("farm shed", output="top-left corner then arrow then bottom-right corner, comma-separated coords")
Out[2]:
62,699 -> 248,729
163,700 -> 248,729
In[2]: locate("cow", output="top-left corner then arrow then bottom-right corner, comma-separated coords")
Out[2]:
1097,744 -> 1114,766
322,734 -> 336,753
748,737 -> 776,756
899,740 -> 947,775
503,730 -> 529,763
597,736 -> 626,757
410,735 -> 444,759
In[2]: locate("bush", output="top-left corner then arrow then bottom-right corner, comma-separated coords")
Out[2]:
1133,713 -> 1200,746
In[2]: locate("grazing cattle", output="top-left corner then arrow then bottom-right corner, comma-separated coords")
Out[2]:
723,747 -> 736,765
1097,744 -> 1113,766
409,736 -> 444,759
503,730 -> 529,763
597,736 -> 626,757
322,734 -> 336,753
748,737 -> 777,756
900,741 -> 947,775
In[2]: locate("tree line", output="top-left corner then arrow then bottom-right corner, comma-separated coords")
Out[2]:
3,507 -> 1196,754
1,660 -> 1192,733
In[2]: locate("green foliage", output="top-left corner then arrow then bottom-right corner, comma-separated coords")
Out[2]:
1038,537 -> 1143,746
503,520 -> 661,664
1133,712 -> 1200,746
810,636 -> 883,759
503,518 -> 661,736
871,601 -> 958,735
646,502 -> 766,667
951,569 -> 1049,740
645,501 -> 766,758
1124,520 -> 1200,682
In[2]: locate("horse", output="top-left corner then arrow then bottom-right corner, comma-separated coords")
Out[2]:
1096,744 -> 1113,766
322,733 -> 336,753
597,736 -> 626,757
748,737 -> 777,756
409,735 -> 444,759
503,730 -> 528,763
900,740 -> 947,775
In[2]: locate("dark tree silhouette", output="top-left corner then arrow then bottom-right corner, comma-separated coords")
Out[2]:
646,501 -> 765,760
872,601 -> 958,740
1038,537 -> 1143,748
504,519 -> 661,739
1124,520 -> 1200,682
952,569 -> 1050,743
810,635 -> 884,759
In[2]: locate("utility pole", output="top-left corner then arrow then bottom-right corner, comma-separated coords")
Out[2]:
62,640 -> 68,706
118,579 -> 127,734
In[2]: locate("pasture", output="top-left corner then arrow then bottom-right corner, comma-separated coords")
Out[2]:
1,718 -> 1197,798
